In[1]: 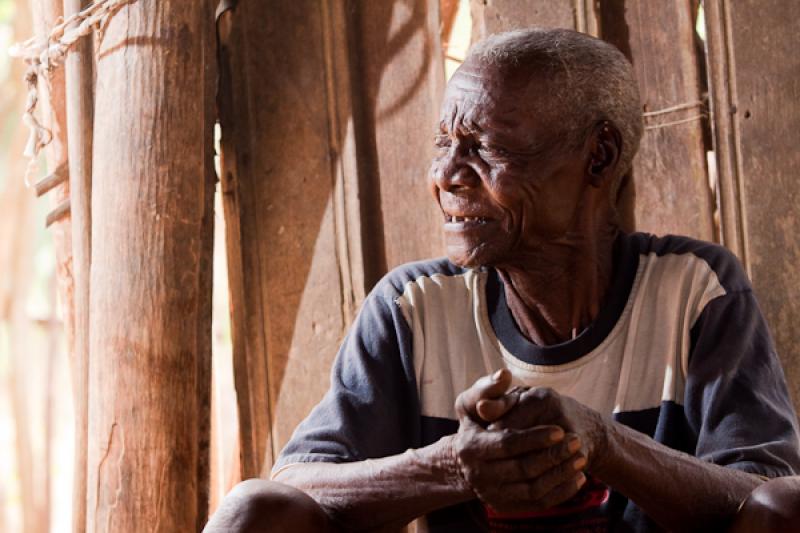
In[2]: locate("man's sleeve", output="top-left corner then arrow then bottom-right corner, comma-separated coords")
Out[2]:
271,283 -> 420,474
685,288 -> 800,478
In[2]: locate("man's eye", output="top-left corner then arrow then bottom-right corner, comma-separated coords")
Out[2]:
479,144 -> 509,157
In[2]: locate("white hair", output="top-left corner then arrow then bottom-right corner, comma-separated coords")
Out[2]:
467,28 -> 643,200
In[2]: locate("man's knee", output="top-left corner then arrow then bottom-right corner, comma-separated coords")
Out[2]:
204,479 -> 332,533
730,476 -> 800,533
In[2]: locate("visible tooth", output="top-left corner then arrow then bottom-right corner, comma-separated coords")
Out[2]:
465,217 -> 474,222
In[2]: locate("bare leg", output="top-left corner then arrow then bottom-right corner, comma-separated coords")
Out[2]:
204,479 -> 335,533
729,476 -> 800,533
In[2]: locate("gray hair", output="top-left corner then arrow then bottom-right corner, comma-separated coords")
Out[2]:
467,28 -> 643,200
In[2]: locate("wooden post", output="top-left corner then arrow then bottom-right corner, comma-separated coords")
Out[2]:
62,1 -> 93,531
86,1 -> 214,530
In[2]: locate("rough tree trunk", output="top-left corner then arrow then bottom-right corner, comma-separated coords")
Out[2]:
85,1 -> 214,531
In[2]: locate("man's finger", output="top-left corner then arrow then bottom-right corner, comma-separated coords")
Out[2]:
476,395 -> 516,422
488,387 -> 562,431
528,472 -> 587,511
479,455 -> 586,513
518,452 -> 586,502
458,425 -> 565,461
474,434 -> 582,483
455,369 -> 513,420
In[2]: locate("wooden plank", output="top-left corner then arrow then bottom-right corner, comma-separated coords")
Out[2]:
62,1 -> 93,529
703,0 -> 746,261
218,0 -> 360,477
219,0 -> 447,478
470,0 -> 582,39
351,0 -> 446,278
705,0 -> 800,408
216,3 -> 271,478
196,0 -> 217,526
601,0 -> 714,241
85,1 -> 213,530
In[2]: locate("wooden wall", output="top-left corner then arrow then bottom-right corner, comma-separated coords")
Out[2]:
217,0 -> 800,484
218,0 -> 445,477
704,0 -> 800,407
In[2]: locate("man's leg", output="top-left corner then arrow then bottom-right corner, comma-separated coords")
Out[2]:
729,476 -> 800,533
204,479 -> 335,533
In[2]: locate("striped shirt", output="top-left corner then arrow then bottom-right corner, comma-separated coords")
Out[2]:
274,232 -> 800,532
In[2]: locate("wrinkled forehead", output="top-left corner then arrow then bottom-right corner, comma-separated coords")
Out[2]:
439,59 -> 549,130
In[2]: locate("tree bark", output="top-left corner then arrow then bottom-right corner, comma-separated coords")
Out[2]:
86,1 -> 214,531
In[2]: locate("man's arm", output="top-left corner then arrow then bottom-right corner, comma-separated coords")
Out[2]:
490,386 -> 764,532
274,371 -> 584,531
595,418 -> 762,531
273,437 -> 470,532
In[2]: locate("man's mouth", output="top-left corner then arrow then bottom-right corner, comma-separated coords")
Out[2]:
444,213 -> 489,224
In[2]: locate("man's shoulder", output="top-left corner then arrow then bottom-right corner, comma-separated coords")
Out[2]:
626,232 -> 751,293
372,257 -> 470,300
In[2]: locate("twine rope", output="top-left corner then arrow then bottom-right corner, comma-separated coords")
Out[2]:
642,99 -> 705,118
645,114 -> 707,131
8,0 -> 140,186
643,99 -> 708,132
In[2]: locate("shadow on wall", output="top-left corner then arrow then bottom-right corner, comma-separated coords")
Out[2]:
217,0 -> 445,477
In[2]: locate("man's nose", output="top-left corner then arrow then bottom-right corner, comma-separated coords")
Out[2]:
432,146 -> 480,193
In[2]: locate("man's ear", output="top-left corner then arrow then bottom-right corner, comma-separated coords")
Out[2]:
587,121 -> 622,187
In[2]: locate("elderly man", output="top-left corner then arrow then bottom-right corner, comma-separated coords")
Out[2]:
206,28 -> 800,532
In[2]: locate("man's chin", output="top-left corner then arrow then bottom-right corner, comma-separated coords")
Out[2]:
445,245 -> 496,269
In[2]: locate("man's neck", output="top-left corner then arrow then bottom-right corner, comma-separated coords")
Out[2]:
496,226 -> 618,347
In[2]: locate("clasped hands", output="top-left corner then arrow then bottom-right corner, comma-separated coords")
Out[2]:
451,368 -> 609,514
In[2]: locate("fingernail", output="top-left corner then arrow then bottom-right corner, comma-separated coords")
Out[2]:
492,369 -> 504,381
550,428 -> 565,442
568,436 -> 581,453
576,474 -> 587,489
573,457 -> 587,470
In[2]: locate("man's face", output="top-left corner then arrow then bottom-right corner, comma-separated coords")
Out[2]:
429,60 -> 590,268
